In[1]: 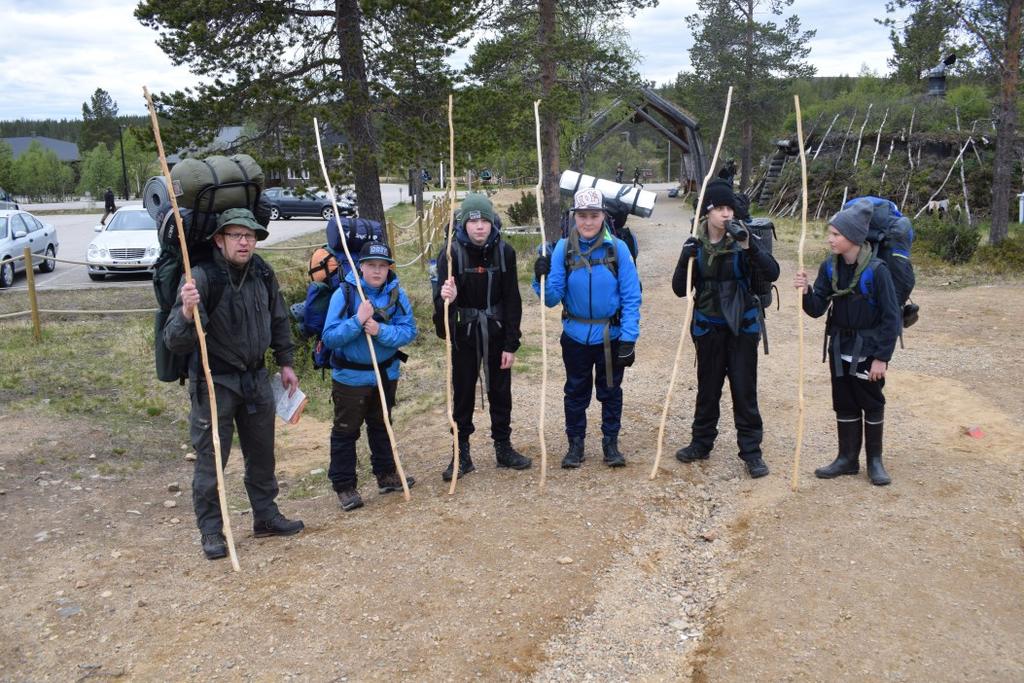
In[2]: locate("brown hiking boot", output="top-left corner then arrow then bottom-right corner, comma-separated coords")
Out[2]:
336,488 -> 364,511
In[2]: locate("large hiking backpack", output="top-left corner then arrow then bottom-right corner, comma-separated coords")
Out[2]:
152,154 -> 271,383
843,195 -> 917,327
299,216 -> 387,370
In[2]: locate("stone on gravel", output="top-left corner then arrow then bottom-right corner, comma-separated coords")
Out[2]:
557,556 -> 574,565
167,482 -> 181,493
163,500 -> 177,509
184,452 -> 197,462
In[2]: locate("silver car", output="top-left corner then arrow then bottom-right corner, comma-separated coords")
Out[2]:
87,206 -> 161,281
0,209 -> 59,288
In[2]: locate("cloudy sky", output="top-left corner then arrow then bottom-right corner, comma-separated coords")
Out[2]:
0,0 -> 906,122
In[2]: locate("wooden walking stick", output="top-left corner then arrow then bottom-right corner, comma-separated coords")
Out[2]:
312,118 -> 411,501
650,86 -> 733,481
792,95 -> 809,492
533,99 -> 549,489
444,95 -> 463,496
143,86 -> 240,572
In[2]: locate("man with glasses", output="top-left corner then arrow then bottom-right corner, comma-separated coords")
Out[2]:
164,207 -> 304,560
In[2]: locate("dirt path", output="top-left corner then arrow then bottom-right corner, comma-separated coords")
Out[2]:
1,197 -> 1022,681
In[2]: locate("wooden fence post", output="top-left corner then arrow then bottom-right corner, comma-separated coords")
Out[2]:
23,247 -> 41,341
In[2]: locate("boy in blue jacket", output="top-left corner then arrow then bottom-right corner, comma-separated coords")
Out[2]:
321,242 -> 418,511
533,187 -> 642,468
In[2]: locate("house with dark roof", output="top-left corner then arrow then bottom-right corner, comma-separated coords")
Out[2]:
2,136 -> 80,162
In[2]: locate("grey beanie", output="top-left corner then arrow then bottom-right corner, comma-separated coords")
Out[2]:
829,198 -> 873,245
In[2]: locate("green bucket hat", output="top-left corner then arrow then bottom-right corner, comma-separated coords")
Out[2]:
459,193 -> 496,224
216,207 -> 269,241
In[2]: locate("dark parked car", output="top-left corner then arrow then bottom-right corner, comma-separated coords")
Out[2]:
0,209 -> 59,288
261,187 -> 335,220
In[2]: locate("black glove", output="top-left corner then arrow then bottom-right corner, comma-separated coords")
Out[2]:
534,253 -> 551,279
615,341 -> 636,368
679,236 -> 699,262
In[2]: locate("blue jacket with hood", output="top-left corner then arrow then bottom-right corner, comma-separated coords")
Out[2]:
321,268 -> 417,386
533,227 -> 642,345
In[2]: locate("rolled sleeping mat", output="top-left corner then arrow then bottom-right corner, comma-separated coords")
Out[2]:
143,175 -> 171,221
558,170 -> 657,218
170,154 -> 265,214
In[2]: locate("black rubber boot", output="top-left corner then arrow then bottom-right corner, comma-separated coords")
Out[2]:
864,419 -> 891,486
201,532 -> 227,560
442,441 -> 476,482
675,443 -> 710,463
602,436 -> 626,467
561,437 -> 585,469
495,440 -> 532,470
815,417 -> 862,478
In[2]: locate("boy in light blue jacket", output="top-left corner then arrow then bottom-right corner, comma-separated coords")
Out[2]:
533,188 -> 642,469
322,242 -> 417,511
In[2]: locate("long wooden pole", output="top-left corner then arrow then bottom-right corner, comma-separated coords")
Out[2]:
23,247 -> 41,341
143,86 -> 240,572
792,96 -> 809,492
650,86 -> 734,481
445,95 -> 462,496
312,118 -> 411,501
533,100 -> 549,489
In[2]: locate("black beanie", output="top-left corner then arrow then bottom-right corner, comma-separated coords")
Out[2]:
696,179 -> 736,217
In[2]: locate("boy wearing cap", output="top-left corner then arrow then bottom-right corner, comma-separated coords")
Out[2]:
533,187 -> 642,469
672,179 -> 780,479
321,241 -> 418,511
433,193 -> 531,481
793,198 -> 901,485
165,208 -> 304,560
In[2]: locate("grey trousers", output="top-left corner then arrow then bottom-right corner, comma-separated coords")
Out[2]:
189,373 -> 281,534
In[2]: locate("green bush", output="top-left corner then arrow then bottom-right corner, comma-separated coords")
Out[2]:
974,234 -> 1024,273
914,214 -> 980,264
506,191 -> 538,225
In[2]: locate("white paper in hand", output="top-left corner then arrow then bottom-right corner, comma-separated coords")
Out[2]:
271,372 -> 308,424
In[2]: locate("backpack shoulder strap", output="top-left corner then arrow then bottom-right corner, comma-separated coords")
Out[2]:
194,261 -> 229,317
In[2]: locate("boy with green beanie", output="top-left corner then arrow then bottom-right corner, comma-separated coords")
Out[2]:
433,193 -> 531,481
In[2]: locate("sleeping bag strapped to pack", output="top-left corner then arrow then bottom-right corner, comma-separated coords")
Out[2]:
326,216 -> 387,273
170,154 -> 264,215
842,195 -> 917,327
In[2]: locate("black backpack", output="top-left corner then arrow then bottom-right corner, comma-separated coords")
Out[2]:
745,217 -> 778,311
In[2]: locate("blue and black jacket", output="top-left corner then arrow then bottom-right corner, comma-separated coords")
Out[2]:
321,269 -> 417,387
672,220 -> 780,338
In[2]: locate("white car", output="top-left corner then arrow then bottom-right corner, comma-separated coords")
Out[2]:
0,209 -> 59,288
87,205 -> 161,281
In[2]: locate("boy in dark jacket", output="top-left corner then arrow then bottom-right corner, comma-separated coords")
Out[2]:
793,198 -> 901,485
433,193 -> 531,481
672,179 -> 780,478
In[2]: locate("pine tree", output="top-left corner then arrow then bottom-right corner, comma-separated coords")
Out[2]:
80,88 -> 120,152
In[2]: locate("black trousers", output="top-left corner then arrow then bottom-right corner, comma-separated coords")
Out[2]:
561,333 -> 625,439
690,326 -> 764,460
452,340 -> 512,442
190,375 -> 280,534
831,358 -> 885,422
329,379 -> 397,491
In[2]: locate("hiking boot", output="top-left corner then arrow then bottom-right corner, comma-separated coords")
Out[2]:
378,472 -> 416,494
561,437 -> 585,469
864,419 -> 891,486
253,513 -> 304,537
815,417 -> 862,479
744,456 -> 770,479
495,440 -> 532,470
602,436 -> 626,467
442,441 -> 475,482
201,532 -> 227,560
675,443 -> 710,463
336,488 -> 364,511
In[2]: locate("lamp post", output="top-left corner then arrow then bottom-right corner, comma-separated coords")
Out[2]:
117,124 -> 129,200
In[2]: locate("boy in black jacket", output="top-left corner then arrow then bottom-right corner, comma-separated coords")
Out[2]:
793,198 -> 901,485
433,193 -> 532,481
672,179 -> 780,478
